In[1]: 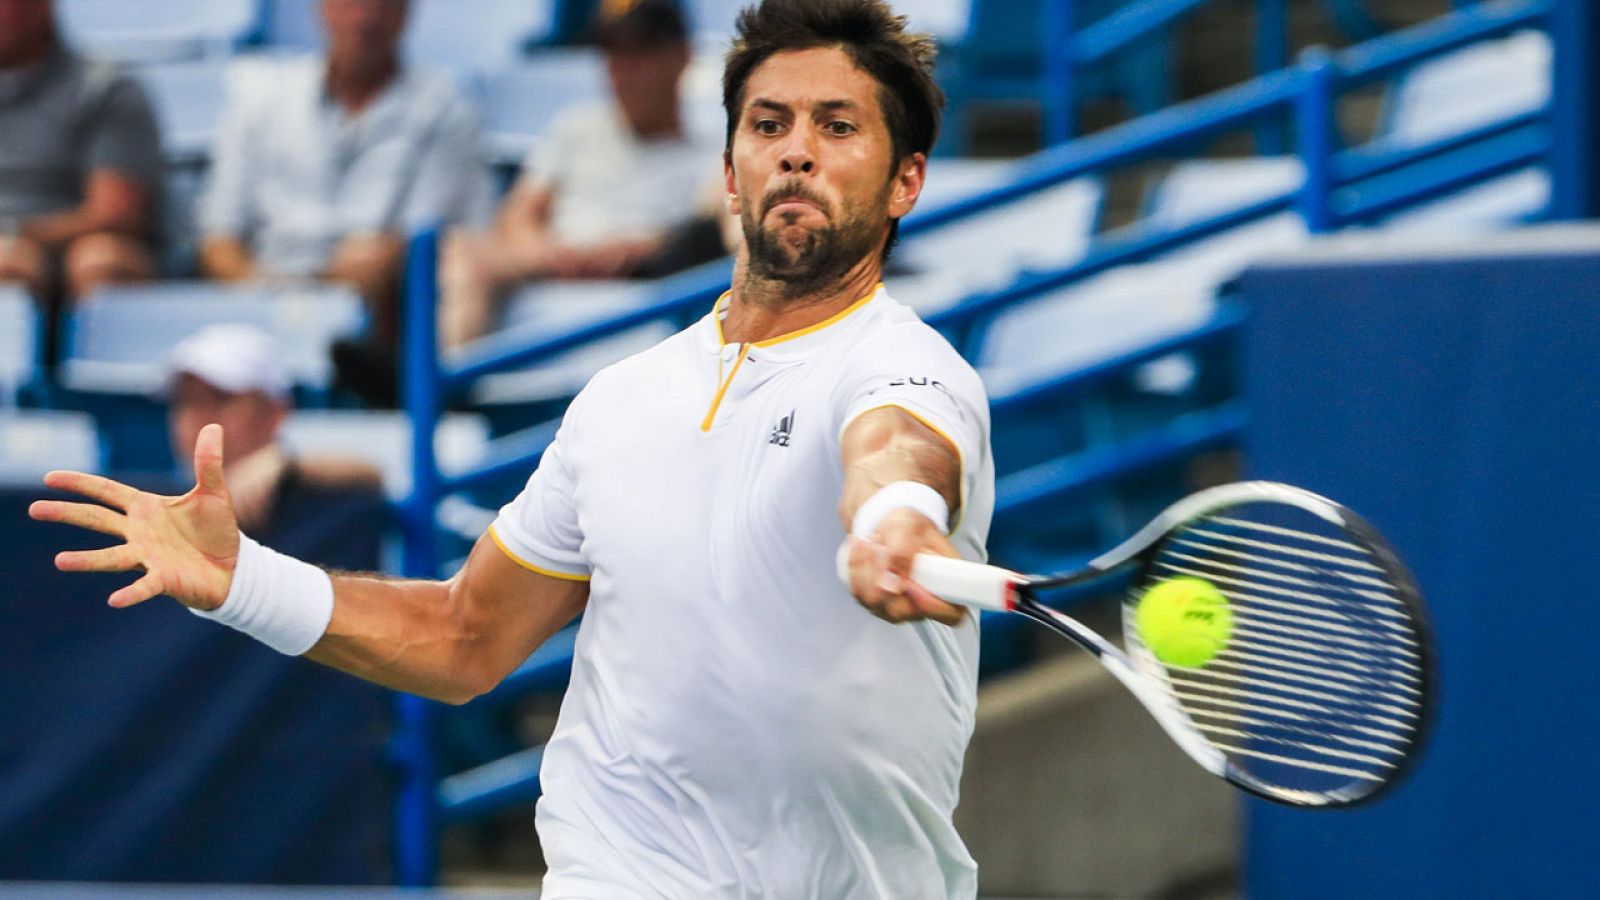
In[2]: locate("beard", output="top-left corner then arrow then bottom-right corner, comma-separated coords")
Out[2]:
741,180 -> 887,297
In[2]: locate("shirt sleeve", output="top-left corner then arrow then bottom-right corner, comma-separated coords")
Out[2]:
400,92 -> 495,230
85,69 -> 164,191
834,323 -> 992,513
488,395 -> 590,580
197,66 -> 260,238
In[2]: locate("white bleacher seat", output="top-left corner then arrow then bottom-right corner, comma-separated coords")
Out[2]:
0,411 -> 101,482
264,0 -> 554,69
405,0 -> 555,76
1379,29 -> 1551,229
1385,30 -> 1550,149
893,159 -> 1104,306
279,410 -> 490,499
134,57 -> 235,162
463,280 -> 674,405
0,287 -> 37,403
58,0 -> 260,62
63,282 -> 366,395
483,49 -> 608,165
976,159 -> 1310,396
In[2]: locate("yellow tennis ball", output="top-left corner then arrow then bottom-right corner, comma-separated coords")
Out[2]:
1135,576 -> 1233,668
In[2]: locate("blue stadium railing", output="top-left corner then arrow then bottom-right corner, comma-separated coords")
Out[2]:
390,0 -> 1554,884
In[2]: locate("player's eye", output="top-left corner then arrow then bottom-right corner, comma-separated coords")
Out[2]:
754,118 -> 783,136
824,120 -> 857,136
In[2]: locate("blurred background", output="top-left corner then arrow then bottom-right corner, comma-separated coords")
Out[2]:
2,0 -> 1596,897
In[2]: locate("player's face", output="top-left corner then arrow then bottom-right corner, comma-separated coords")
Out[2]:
725,46 -> 924,287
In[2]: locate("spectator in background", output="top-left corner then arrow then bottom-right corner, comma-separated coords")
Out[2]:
438,0 -> 727,351
0,0 -> 162,315
198,0 -> 493,401
167,323 -> 381,533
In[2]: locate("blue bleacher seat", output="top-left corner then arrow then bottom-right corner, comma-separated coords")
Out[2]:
0,287 -> 38,403
133,57 -> 234,163
62,282 -> 366,396
279,410 -> 490,499
687,0 -> 970,43
0,410 -> 101,481
483,49 -> 608,166
58,0 -> 261,62
890,159 -> 1104,314
465,280 -> 673,407
1378,29 -> 1552,228
260,0 -> 321,51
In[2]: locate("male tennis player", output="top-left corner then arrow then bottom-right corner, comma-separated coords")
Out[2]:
32,1 -> 992,895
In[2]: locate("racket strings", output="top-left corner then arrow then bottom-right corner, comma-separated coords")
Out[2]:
1127,503 -> 1427,799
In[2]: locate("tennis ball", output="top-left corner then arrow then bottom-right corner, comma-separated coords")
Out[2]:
1135,576 -> 1232,668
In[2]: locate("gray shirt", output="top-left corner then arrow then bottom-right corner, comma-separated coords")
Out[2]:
199,56 -> 493,276
0,47 -> 163,225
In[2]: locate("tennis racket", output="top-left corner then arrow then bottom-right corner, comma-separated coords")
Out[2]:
838,480 -> 1434,808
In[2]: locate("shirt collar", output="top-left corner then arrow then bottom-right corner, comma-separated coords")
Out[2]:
697,284 -> 883,360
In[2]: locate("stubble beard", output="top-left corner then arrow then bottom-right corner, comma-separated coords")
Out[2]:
741,184 -> 887,300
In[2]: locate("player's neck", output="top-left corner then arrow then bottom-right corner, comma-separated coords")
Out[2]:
723,255 -> 882,344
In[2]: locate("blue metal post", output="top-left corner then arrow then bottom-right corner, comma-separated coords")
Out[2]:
1255,0 -> 1289,153
1043,0 -> 1076,146
1548,0 -> 1597,219
1295,47 -> 1339,233
394,226 -> 443,886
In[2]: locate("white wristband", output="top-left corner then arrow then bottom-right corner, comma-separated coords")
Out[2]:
851,480 -> 950,539
190,534 -> 335,656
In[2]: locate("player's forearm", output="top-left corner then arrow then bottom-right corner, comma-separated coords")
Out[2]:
306,574 -> 506,705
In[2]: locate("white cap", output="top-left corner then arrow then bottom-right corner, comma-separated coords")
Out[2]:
166,323 -> 291,401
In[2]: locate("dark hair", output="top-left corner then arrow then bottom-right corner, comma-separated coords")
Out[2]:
591,0 -> 689,50
722,0 -> 944,257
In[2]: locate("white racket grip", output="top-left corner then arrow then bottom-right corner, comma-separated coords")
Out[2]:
835,543 -> 1021,612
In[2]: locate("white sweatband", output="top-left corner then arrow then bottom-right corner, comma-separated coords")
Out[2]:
851,480 -> 950,539
190,534 -> 335,656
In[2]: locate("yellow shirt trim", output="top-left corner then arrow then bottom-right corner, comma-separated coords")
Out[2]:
700,343 -> 751,432
711,283 -> 882,347
487,525 -> 591,581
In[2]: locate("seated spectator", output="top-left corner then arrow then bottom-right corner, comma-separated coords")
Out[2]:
166,323 -> 381,533
0,0 -> 162,331
439,0 -> 727,351
197,0 -> 493,392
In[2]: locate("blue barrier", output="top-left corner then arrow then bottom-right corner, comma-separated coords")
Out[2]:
391,0 -> 1558,882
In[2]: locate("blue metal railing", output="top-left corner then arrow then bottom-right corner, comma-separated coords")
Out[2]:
391,0 -> 1555,883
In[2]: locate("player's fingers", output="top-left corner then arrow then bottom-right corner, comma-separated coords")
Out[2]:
41,470 -> 140,510
56,544 -> 142,573
193,423 -> 228,495
904,579 -> 968,627
29,499 -> 128,537
870,594 -> 918,624
108,571 -> 165,609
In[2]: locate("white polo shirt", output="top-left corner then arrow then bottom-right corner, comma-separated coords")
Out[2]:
490,286 -> 993,899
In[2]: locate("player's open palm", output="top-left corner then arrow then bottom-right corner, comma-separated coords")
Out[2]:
29,423 -> 240,611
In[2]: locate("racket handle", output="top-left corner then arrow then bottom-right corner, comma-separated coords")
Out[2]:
835,542 -> 1020,612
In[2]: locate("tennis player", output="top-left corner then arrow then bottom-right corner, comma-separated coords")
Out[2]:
32,1 -> 993,895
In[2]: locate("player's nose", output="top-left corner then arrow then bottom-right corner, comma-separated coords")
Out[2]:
778,127 -> 816,174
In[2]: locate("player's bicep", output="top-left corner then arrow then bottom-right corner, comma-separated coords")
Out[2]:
839,405 -> 964,525
451,530 -> 588,685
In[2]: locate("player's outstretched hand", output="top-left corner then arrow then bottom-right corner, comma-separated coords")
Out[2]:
29,423 -> 240,611
844,508 -> 967,627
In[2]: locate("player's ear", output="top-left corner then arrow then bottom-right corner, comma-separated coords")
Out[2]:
723,150 -> 741,216
888,152 -> 926,220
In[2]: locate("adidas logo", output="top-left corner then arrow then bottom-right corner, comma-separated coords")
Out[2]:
768,409 -> 795,447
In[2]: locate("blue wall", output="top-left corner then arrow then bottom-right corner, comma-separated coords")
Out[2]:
1237,231 -> 1600,898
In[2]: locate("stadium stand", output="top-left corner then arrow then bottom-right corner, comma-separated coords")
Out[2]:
60,282 -> 365,396
56,0 -> 261,62
0,287 -> 38,404
482,49 -> 609,167
134,56 -> 234,164
0,409 -> 101,481
279,409 -> 491,500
